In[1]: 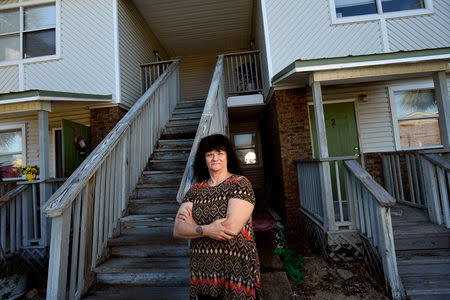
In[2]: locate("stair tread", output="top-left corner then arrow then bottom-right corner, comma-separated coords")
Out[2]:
154,148 -> 191,152
402,275 -> 450,295
121,213 -> 175,221
84,285 -> 189,300
109,233 -> 185,246
397,249 -> 450,264
95,257 -> 189,273
135,183 -> 178,188
393,222 -> 450,236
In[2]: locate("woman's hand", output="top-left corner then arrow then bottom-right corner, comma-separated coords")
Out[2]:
203,218 -> 236,241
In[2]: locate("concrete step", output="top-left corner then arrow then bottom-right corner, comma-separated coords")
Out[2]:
393,222 -> 450,250
147,159 -> 186,171
134,186 -> 177,199
109,234 -> 188,258
139,171 -> 183,186
157,138 -> 194,150
94,257 -> 189,286
84,285 -> 189,300
128,200 -> 179,215
120,214 -> 175,235
152,149 -> 190,160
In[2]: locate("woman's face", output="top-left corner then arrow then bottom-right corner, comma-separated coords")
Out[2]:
205,148 -> 228,173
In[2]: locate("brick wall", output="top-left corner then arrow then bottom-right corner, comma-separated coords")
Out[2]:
262,88 -> 312,237
90,106 -> 127,149
364,152 -> 385,187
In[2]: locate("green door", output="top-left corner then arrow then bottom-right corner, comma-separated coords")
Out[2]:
309,102 -> 360,203
62,119 -> 91,177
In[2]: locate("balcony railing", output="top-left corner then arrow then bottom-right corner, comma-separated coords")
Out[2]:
223,50 -> 263,96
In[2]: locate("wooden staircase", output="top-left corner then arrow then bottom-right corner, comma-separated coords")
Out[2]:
84,100 -> 205,299
391,204 -> 450,300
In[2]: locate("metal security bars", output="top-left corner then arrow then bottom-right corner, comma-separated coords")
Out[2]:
223,50 -> 263,96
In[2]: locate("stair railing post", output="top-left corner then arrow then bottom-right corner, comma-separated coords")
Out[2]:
46,208 -> 72,300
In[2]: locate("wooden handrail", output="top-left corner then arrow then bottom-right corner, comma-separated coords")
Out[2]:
140,59 -> 178,67
0,185 -> 27,204
295,156 -> 356,164
176,56 -> 227,202
344,160 -> 396,207
223,50 -> 261,57
422,153 -> 450,170
44,60 -> 180,218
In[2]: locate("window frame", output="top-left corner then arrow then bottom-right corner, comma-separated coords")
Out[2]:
0,0 -> 60,67
388,82 -> 442,150
232,132 -> 262,168
0,123 -> 27,180
329,0 -> 434,25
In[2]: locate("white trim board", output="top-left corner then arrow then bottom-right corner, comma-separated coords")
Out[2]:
0,96 -> 112,105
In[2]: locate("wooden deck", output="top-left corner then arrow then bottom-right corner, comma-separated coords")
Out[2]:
391,204 -> 450,299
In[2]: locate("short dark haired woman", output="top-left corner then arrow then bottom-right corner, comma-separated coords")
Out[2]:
173,134 -> 261,300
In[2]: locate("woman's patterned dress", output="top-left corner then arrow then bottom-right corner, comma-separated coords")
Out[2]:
183,175 -> 262,300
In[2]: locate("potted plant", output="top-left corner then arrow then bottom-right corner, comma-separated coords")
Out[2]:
21,166 -> 39,181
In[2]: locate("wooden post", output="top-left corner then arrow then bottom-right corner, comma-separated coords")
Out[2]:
46,208 -> 72,300
433,71 -> 450,148
311,80 -> 336,230
39,110 -> 51,246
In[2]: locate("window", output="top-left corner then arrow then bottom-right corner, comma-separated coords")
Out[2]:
0,125 -> 25,179
393,89 -> 441,149
233,133 -> 258,166
0,1 -> 56,62
332,0 -> 431,21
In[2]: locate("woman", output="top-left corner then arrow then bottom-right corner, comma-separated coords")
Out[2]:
173,134 -> 261,300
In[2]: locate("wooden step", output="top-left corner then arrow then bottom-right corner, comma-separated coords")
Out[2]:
109,234 -> 188,258
397,252 -> 450,278
139,171 -> 183,186
147,159 -> 186,171
171,106 -> 203,114
393,223 -> 450,250
134,185 -> 177,199
161,125 -> 198,139
157,138 -> 194,150
120,214 -> 175,235
84,285 -> 189,300
152,149 -> 190,160
128,200 -> 179,215
94,257 -> 189,286
402,275 -> 450,298
175,100 -> 205,109
166,118 -> 200,127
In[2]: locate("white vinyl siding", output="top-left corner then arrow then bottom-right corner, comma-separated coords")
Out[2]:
387,0 -> 449,52
307,81 -> 396,153
23,0 -> 115,97
0,65 -> 19,92
264,0 -> 383,75
117,0 -> 168,107
0,103 -> 90,178
178,53 -> 217,101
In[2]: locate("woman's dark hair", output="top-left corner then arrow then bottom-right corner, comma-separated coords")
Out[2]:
193,134 -> 242,181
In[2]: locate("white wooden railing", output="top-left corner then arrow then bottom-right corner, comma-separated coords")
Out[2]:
141,60 -> 175,94
44,60 -> 180,300
296,156 -> 357,230
223,50 -> 263,96
344,160 -> 405,300
177,56 -> 228,202
381,150 -> 428,208
421,150 -> 450,228
0,179 -> 65,256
